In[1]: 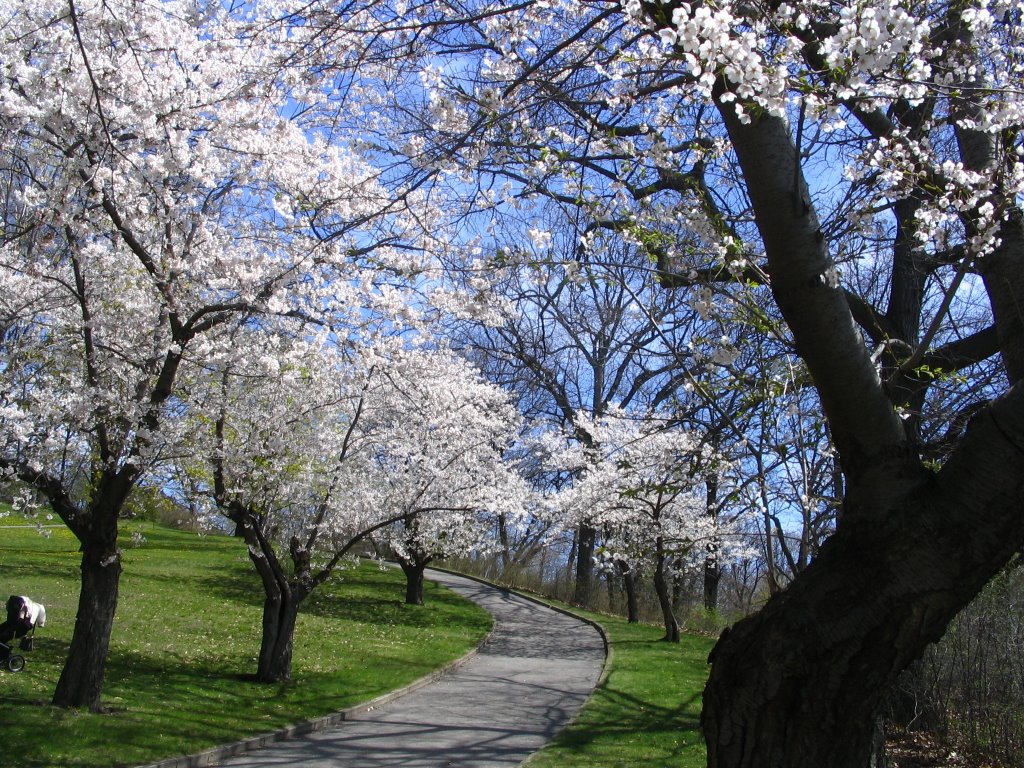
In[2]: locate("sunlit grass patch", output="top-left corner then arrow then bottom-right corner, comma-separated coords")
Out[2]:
524,606 -> 713,768
0,521 -> 491,768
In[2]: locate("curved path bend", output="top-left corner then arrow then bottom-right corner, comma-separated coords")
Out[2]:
217,569 -> 606,767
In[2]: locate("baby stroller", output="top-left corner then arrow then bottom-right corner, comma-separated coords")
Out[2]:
0,595 -> 45,672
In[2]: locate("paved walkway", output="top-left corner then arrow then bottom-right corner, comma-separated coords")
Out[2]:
215,569 -> 606,767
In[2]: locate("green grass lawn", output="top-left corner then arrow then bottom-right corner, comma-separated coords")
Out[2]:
525,606 -> 715,768
0,519 -> 492,768
1,515 -> 715,768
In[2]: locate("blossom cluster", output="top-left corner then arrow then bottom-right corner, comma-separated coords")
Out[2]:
535,408 -> 749,576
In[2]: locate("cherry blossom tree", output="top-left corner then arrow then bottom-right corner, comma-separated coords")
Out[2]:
0,0 -> 407,709
543,408 -> 749,641
318,0 -> 1024,762
365,348 -> 528,605
181,330 -> 400,683
179,329 -> 524,677
628,4 -> 1024,765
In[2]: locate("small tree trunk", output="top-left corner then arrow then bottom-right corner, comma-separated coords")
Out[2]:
762,504 -> 784,595
257,592 -> 299,683
573,522 -> 597,606
497,513 -> 512,570
704,475 -> 722,613
399,558 -> 428,605
566,528 -> 578,592
232,516 -> 302,683
653,551 -> 680,643
52,544 -> 122,711
704,555 -> 722,612
616,560 -> 640,623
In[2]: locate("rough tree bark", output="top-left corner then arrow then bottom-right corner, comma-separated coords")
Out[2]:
52,541 -> 122,710
689,69 -> 1024,767
255,583 -> 301,683
701,392 -> 1024,767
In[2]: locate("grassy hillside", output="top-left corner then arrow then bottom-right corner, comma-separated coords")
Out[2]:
0,519 -> 492,768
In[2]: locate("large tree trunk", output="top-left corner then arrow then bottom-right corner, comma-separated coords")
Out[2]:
52,543 -> 122,711
36,465 -> 137,711
690,53 -> 1024,764
573,522 -> 597,606
701,393 -> 1024,767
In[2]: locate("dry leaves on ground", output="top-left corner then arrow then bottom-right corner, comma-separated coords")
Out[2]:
887,730 -> 1004,768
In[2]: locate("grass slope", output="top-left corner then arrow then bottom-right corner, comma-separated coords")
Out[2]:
0,520 -> 492,768
525,606 -> 715,768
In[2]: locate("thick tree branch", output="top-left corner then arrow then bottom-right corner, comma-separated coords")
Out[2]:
712,82 -> 906,478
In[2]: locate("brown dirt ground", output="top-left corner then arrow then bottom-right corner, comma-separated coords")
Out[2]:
886,730 -> 1006,768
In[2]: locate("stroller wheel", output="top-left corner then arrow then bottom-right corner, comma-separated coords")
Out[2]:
6,654 -> 25,672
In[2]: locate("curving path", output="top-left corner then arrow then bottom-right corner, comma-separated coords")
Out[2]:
214,569 -> 606,767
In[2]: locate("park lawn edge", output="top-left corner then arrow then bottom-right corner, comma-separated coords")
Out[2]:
135,621 -> 496,768
429,567 -> 714,768
0,520 -> 493,768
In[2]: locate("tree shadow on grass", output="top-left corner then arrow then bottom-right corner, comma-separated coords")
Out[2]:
3,645 -> 405,768
0,556 -> 80,584
541,681 -> 705,764
173,562 -> 479,631
106,643 -> 443,716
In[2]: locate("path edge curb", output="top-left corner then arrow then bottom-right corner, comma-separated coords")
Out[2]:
425,565 -> 610,692
135,617 -> 495,768
425,564 -> 612,682
423,566 -> 614,766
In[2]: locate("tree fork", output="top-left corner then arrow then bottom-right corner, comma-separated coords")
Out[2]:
702,390 -> 1024,766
